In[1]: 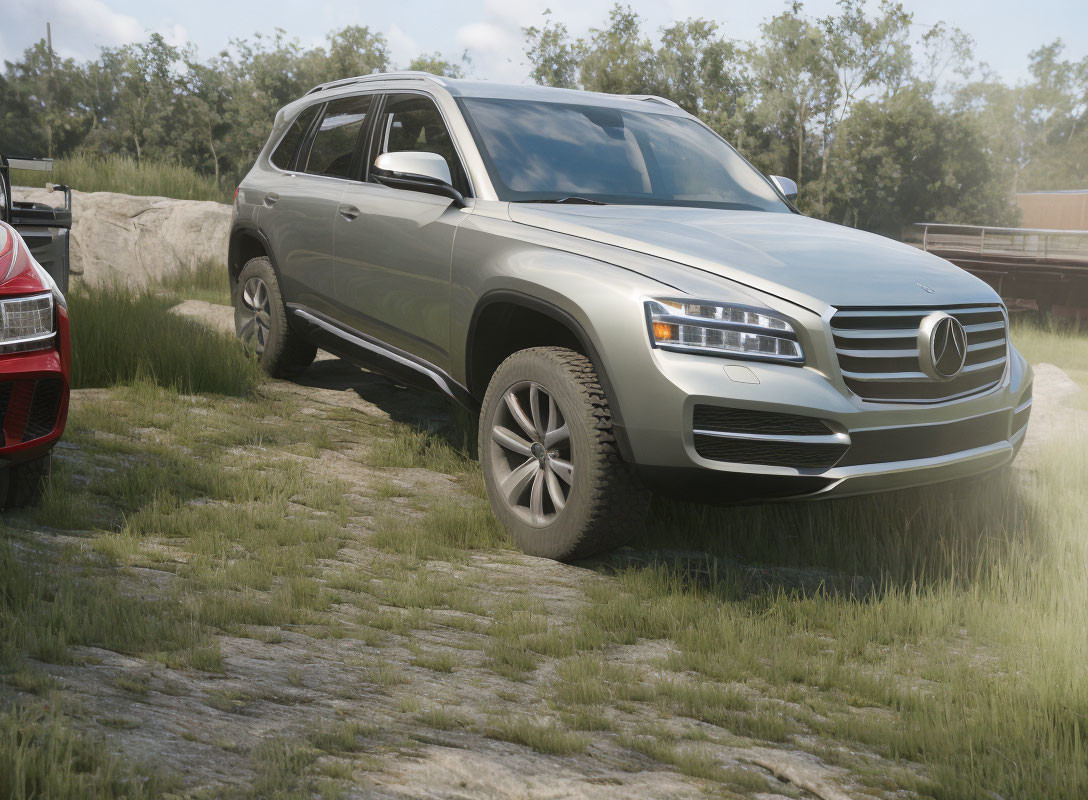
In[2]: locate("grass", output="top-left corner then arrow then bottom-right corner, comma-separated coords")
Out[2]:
160,258 -> 232,306
68,282 -> 260,396
0,703 -> 174,799
484,716 -> 589,755
11,153 -> 230,203
371,501 -> 507,561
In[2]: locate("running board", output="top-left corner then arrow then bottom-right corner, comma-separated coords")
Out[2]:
289,305 -> 478,410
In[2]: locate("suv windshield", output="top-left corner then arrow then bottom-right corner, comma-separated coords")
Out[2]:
458,97 -> 789,212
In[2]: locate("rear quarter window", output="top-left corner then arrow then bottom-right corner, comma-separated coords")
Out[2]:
270,105 -> 320,171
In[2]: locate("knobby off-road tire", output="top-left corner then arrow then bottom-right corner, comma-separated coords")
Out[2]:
479,347 -> 648,561
2,454 -> 51,510
233,256 -> 316,377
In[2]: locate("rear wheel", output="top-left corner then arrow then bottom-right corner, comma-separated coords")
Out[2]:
479,347 -> 647,560
233,256 -> 316,377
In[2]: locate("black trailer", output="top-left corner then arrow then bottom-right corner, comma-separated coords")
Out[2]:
0,155 -> 71,293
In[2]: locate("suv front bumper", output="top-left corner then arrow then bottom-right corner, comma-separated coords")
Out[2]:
615,342 -> 1032,502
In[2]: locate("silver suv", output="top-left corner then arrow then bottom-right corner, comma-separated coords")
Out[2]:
230,72 -> 1032,560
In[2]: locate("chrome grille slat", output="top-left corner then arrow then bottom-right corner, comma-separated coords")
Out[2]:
832,329 -> 918,340
832,304 -> 1008,403
841,369 -> 929,382
831,305 -> 1004,318
963,356 -> 1007,374
963,321 -> 1005,334
836,347 -> 920,359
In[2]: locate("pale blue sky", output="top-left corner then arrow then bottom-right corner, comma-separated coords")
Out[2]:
1,0 -> 1084,86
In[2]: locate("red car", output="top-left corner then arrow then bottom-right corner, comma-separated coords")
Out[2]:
0,220 -> 70,507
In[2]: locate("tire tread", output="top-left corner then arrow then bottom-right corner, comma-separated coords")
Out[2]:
235,257 -> 316,378
480,346 -> 647,560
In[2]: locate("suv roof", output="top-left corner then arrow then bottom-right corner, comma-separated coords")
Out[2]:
305,71 -> 683,113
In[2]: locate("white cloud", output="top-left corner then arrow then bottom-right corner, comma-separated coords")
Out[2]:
159,23 -> 190,49
454,0 -> 559,83
387,23 -> 420,68
4,0 -> 193,62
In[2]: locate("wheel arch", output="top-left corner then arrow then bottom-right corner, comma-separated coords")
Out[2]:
466,289 -> 633,461
228,224 -> 279,292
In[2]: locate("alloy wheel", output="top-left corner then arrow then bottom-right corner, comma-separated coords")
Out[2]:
237,276 -> 272,355
489,381 -> 573,526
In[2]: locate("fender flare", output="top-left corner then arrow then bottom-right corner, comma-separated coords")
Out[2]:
467,288 -> 634,462
228,222 -> 282,284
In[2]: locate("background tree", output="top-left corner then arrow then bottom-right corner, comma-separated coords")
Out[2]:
749,3 -> 837,192
579,5 -> 660,96
101,35 -> 181,163
408,52 -> 466,78
523,10 -> 583,88
813,0 -> 912,207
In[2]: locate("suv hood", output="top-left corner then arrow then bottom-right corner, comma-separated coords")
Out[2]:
507,205 -> 997,312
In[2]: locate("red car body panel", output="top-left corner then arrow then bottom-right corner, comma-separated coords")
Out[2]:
0,220 -> 70,465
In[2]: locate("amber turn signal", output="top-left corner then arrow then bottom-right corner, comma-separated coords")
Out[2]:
652,321 -> 675,341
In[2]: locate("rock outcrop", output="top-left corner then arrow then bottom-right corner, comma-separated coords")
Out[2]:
15,187 -> 231,286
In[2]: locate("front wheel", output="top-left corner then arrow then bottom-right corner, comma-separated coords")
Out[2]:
478,347 -> 648,560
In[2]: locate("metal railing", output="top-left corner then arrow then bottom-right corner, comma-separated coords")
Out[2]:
908,223 -> 1088,265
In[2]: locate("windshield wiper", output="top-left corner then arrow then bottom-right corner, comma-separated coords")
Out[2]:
514,196 -> 608,205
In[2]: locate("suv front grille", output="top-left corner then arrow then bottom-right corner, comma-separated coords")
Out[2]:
831,305 -> 1007,403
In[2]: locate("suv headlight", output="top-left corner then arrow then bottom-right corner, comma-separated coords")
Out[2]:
645,297 -> 803,364
0,292 -> 55,354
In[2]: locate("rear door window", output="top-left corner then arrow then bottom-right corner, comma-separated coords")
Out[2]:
269,105 -> 320,171
303,95 -> 374,179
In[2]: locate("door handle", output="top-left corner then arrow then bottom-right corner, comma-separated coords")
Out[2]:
263,192 -> 280,207
338,204 -> 361,221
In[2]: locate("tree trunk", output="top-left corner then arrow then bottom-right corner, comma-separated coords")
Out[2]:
207,120 -> 220,185
796,116 -> 804,187
134,131 -> 141,163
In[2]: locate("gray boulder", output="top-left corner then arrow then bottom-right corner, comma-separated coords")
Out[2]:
15,187 -> 231,286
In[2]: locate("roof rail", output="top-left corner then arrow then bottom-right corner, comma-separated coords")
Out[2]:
306,71 -> 448,96
621,94 -> 681,109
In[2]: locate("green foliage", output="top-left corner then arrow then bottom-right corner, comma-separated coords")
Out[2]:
68,283 -> 261,396
812,88 -> 1019,234
407,53 -> 465,79
522,11 -> 583,88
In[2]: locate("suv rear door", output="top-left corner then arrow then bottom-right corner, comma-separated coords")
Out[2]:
262,96 -> 373,320
332,92 -> 471,372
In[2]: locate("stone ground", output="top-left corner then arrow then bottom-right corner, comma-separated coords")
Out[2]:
1,300 -> 1081,799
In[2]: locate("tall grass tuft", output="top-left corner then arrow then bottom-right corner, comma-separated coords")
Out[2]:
11,154 -> 230,204
68,283 -> 260,396
159,259 -> 232,306
0,703 -> 172,799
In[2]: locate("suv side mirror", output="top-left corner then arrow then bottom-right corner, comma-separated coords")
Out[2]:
373,152 -> 466,208
770,175 -> 798,202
